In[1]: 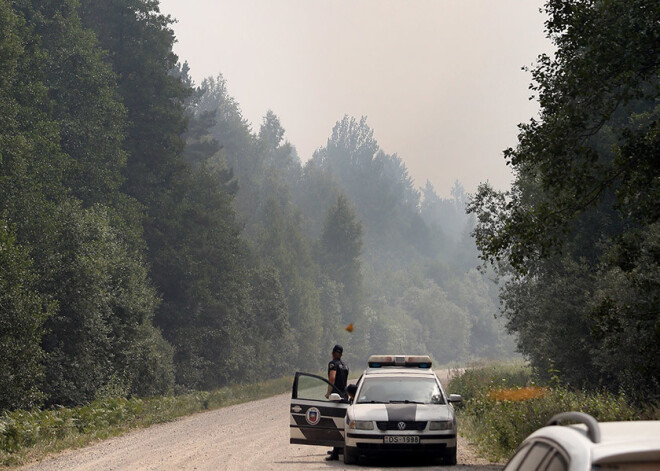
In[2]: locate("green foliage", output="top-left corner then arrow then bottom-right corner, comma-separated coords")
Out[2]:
467,0 -> 660,399
590,222 -> 660,399
78,0 -> 190,210
0,2 -> 55,411
462,387 -> 642,462
247,267 -> 297,373
40,202 -> 172,406
365,281 -> 471,365
193,74 -> 265,201
1,0 -> 173,407
309,116 -> 426,268
153,165 -> 256,390
79,1 -> 267,392
499,255 -> 602,388
0,222 -> 53,410
184,75 -> 333,373
12,0 -> 128,207
447,361 -> 535,403
450,364 -> 651,462
470,0 -> 660,272
320,195 -> 364,321
256,197 -> 322,370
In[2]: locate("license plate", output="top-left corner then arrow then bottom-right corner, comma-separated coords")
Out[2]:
383,435 -> 420,444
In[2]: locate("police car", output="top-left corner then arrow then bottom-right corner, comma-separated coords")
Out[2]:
290,354 -> 462,465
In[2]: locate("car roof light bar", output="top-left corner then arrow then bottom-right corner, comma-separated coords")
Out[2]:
547,412 -> 602,443
367,355 -> 432,368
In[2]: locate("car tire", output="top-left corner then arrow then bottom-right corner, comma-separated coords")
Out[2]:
343,446 -> 358,465
443,446 -> 457,466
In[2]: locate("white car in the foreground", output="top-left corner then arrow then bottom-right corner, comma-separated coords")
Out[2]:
289,354 -> 462,465
503,411 -> 660,471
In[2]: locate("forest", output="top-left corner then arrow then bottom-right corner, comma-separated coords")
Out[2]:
468,0 -> 659,401
0,0 -> 512,411
4,0 -> 657,413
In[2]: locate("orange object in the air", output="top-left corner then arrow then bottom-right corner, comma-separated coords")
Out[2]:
345,323 -> 354,333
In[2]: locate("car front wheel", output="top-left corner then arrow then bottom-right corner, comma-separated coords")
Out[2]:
443,446 -> 457,466
343,446 -> 358,465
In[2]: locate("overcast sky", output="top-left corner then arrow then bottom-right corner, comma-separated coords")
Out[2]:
159,0 -> 551,197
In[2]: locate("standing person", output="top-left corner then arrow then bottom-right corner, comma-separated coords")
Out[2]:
325,344 -> 349,461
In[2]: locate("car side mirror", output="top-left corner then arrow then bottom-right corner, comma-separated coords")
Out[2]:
448,394 -> 462,403
328,393 -> 342,402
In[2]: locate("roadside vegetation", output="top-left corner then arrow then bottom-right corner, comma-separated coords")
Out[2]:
448,363 -> 659,463
457,3 -> 660,463
0,377 -> 291,468
467,0 -> 660,402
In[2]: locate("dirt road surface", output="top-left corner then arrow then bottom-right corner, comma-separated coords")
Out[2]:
20,372 -> 502,471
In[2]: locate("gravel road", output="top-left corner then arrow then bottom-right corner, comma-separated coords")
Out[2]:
20,372 -> 502,471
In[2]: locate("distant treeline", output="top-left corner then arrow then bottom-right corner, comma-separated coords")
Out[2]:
468,0 -> 660,401
0,0 -> 511,411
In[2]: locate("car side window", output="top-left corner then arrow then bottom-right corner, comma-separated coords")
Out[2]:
507,442 -> 552,471
296,374 -> 338,401
505,440 -> 570,471
504,443 -> 532,471
544,452 -> 568,471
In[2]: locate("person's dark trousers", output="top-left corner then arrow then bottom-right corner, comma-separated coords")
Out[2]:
325,447 -> 340,460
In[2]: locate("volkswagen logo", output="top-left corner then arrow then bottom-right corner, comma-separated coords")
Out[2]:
397,421 -> 406,430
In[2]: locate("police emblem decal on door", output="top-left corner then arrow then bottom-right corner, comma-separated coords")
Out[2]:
306,407 -> 321,425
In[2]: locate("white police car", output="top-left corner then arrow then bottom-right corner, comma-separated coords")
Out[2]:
290,354 -> 462,465
503,412 -> 660,471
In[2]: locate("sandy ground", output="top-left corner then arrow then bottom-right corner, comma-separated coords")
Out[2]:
20,372 -> 502,471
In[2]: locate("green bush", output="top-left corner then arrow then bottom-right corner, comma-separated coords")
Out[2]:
449,364 -> 655,463
448,361 -> 534,403
462,387 -> 642,462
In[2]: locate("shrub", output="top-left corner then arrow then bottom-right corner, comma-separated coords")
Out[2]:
447,360 -> 534,403
449,363 -> 654,463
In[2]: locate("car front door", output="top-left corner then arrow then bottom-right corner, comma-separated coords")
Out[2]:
290,372 -> 349,447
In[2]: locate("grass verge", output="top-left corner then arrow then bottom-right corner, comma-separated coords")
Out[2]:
0,376 -> 292,468
448,363 -> 657,463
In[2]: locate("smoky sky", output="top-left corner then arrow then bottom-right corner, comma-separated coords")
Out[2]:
159,0 -> 550,196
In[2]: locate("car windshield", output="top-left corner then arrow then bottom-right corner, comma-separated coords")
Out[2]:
356,377 -> 445,404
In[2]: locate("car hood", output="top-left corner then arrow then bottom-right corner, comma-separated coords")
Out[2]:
350,403 -> 453,422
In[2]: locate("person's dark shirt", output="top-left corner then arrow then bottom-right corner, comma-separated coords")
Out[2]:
328,358 -> 349,392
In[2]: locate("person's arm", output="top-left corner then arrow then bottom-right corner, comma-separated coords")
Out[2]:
326,368 -> 336,398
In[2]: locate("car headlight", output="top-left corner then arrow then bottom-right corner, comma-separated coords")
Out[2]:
349,420 -> 374,430
429,420 -> 453,431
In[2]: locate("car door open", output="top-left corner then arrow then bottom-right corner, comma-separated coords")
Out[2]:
290,372 -> 349,447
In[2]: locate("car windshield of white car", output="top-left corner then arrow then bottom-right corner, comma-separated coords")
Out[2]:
356,377 -> 445,404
